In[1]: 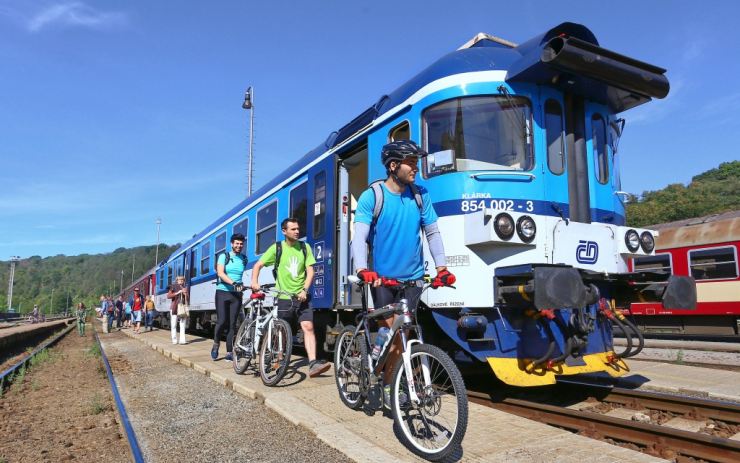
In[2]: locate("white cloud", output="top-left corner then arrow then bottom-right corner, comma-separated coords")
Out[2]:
27,2 -> 127,33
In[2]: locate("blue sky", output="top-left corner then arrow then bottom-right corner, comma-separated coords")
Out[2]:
1,0 -> 738,258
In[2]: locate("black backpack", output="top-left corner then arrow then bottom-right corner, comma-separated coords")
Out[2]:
273,240 -> 308,279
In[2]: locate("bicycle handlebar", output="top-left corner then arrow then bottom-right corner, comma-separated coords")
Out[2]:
347,274 -> 454,289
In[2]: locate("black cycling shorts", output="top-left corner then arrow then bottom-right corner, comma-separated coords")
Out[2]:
277,297 -> 313,328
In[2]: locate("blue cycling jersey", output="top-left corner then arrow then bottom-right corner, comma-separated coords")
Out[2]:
354,182 -> 438,280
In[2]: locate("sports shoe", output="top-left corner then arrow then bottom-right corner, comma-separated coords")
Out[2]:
383,384 -> 410,410
224,353 -> 233,362
308,360 -> 331,378
211,346 -> 219,361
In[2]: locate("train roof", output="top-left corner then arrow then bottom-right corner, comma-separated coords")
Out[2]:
167,22 -> 668,261
652,210 -> 740,249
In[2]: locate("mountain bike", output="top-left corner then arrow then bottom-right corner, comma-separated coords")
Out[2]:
333,275 -> 468,461
232,284 -> 293,386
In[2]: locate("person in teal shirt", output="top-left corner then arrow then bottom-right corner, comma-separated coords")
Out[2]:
251,218 -> 330,378
213,233 -> 247,361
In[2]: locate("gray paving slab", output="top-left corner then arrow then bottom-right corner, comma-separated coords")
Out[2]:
120,328 -> 665,463
616,360 -> 740,402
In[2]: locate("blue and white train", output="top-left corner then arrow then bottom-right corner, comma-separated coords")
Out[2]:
154,22 -> 696,386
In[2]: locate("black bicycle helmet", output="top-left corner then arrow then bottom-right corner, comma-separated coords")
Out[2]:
381,140 -> 427,167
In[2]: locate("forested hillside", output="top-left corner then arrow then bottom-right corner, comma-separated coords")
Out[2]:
0,244 -> 179,314
626,161 -> 740,227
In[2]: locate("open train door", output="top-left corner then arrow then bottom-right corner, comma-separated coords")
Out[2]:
335,142 -> 368,311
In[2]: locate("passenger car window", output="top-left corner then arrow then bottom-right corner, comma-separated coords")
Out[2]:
256,201 -> 277,254
689,246 -> 738,280
290,182 -> 308,239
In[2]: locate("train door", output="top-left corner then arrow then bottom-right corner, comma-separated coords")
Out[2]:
585,102 -> 616,224
336,143 -> 368,309
539,89 -> 570,221
307,155 -> 335,309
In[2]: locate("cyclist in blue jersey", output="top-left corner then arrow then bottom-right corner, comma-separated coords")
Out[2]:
351,140 -> 454,403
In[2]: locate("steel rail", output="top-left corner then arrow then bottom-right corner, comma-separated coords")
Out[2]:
0,323 -> 75,390
94,329 -> 145,463
468,391 -> 740,463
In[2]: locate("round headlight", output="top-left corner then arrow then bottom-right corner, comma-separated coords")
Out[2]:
516,216 -> 536,243
494,213 -> 515,240
640,231 -> 655,253
624,229 -> 640,252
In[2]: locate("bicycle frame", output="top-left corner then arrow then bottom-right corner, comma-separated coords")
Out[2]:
353,281 -> 434,405
235,291 -> 287,359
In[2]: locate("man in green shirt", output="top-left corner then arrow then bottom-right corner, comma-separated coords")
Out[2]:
251,217 -> 330,378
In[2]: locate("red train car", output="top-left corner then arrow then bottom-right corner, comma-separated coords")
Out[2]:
627,210 -> 740,336
121,266 -> 157,303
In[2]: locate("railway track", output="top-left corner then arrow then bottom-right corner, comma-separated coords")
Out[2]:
469,382 -> 740,463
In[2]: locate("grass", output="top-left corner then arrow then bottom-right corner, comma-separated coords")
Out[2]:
87,393 -> 111,415
87,342 -> 101,358
29,348 -> 52,367
12,365 -> 26,393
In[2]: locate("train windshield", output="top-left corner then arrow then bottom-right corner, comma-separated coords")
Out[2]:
422,96 -> 533,177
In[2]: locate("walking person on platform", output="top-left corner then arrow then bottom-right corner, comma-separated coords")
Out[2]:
352,140 -> 455,406
124,300 -> 132,328
167,276 -> 188,345
106,296 -> 116,333
129,287 -> 144,334
144,295 -> 156,331
76,302 -> 87,336
100,296 -> 109,333
250,218 -> 330,378
115,296 -> 124,330
213,234 -> 247,361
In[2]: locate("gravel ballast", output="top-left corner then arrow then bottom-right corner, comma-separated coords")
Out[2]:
101,331 -> 351,463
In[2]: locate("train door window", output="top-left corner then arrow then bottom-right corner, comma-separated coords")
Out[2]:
388,121 -> 410,142
256,201 -> 277,254
200,242 -> 211,275
545,99 -> 565,175
633,254 -> 672,273
158,269 -> 164,290
313,172 -> 326,238
688,246 -> 738,280
190,250 -> 197,279
215,232 -> 227,264
233,217 -> 249,250
289,182 -> 308,239
592,113 -> 608,184
167,264 -> 173,288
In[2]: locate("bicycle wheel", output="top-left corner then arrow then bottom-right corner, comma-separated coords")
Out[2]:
233,318 -> 256,375
333,327 -> 368,410
258,318 -> 293,386
390,344 -> 468,461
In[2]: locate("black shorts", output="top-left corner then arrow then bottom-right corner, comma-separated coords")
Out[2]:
277,297 -> 313,328
370,283 -> 423,315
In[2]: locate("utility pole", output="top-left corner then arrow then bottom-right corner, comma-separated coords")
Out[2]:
120,270 -> 124,296
50,288 -> 54,315
132,254 -> 136,283
242,86 -> 255,197
155,218 -> 162,267
7,256 -> 20,311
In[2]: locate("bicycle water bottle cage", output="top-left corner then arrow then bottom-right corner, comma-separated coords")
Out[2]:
250,292 -> 266,300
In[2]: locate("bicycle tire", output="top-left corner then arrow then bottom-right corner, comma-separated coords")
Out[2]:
333,327 -> 368,410
390,343 -> 468,461
233,318 -> 256,375
258,318 -> 293,386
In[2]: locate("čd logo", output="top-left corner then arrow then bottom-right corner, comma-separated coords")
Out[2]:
576,240 -> 599,264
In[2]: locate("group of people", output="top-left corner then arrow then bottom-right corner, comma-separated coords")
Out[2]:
99,289 -> 157,334
99,141 -> 453,401
198,140 -> 454,397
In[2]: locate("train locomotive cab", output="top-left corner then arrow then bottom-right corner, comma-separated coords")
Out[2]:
361,23 -> 697,386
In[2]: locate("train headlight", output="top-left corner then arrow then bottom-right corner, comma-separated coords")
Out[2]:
516,216 -> 536,243
624,229 -> 640,252
494,213 -> 515,240
640,231 -> 655,253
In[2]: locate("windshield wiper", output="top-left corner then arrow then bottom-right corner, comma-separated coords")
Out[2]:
497,85 -> 531,145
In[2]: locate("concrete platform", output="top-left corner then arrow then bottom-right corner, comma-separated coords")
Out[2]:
110,326 -> 663,463
0,319 -> 72,350
610,360 -> 740,403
